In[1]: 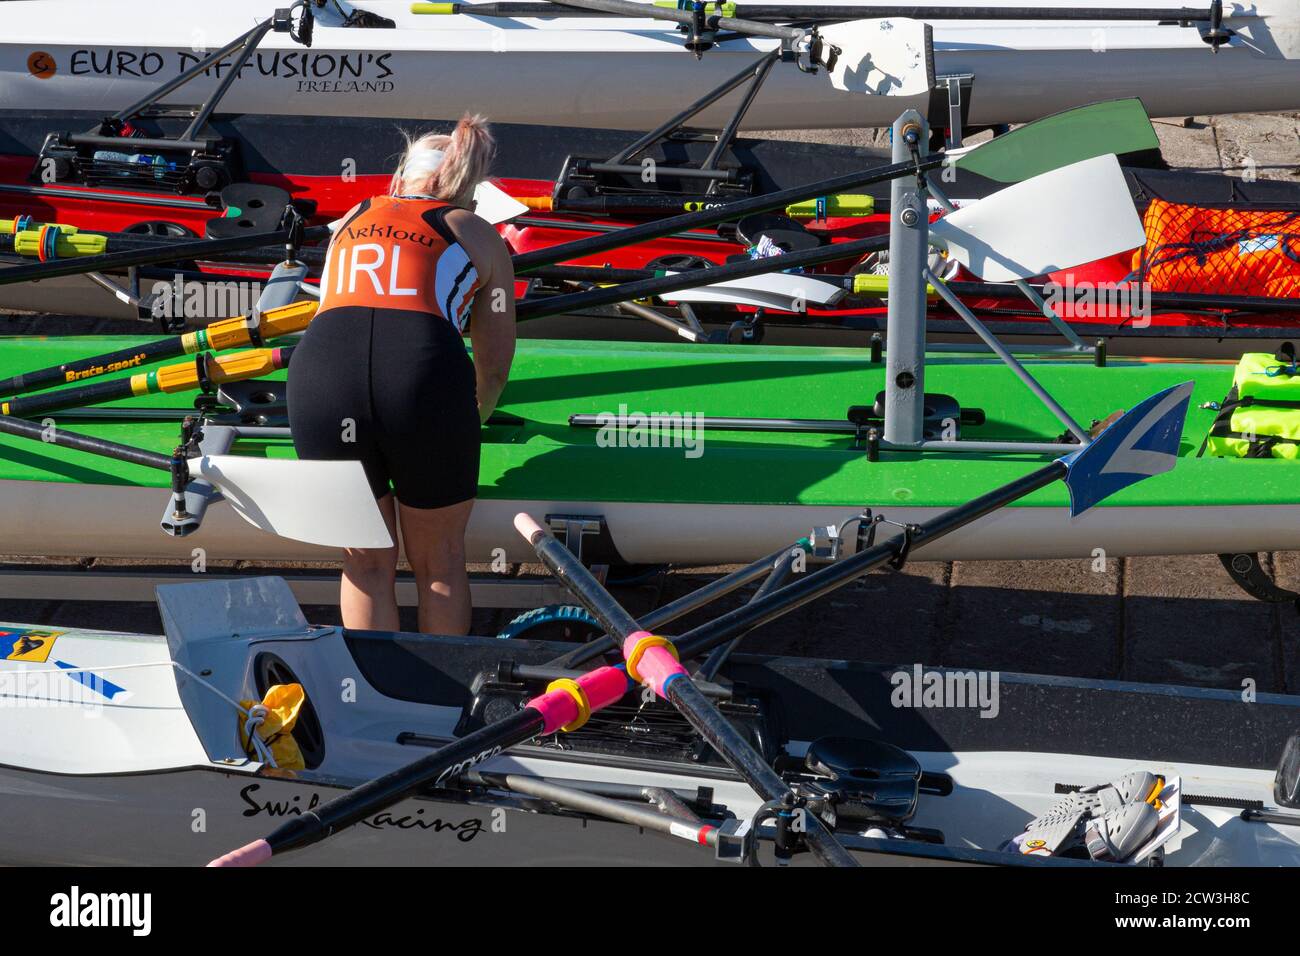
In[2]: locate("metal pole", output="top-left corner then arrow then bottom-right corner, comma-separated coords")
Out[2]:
609,50 -> 782,166
884,110 -> 930,447
925,268 -> 1091,444
697,547 -> 797,679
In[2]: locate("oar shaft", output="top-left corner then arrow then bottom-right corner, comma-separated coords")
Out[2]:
523,519 -> 857,867
542,0 -> 802,39
550,545 -> 796,669
0,347 -> 293,418
0,412 -> 173,471
264,708 -> 545,856
675,461 -> 1066,661
735,4 -> 1213,19
518,233 -> 888,318
418,2 -> 1213,21
0,229 -> 291,286
0,300 -> 316,399
663,676 -> 855,867
513,156 -> 936,272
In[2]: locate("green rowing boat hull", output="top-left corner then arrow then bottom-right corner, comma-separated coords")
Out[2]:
1,335 -> 1297,564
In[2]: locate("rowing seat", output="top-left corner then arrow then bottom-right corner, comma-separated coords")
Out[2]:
204,184 -> 297,239
730,212 -> 823,255
802,736 -> 922,827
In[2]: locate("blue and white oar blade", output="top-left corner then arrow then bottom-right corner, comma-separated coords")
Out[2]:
1061,381 -> 1194,517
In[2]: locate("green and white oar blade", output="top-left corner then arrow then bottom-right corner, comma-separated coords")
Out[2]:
952,98 -> 1158,184
931,154 -> 1146,282
195,456 -> 393,549
820,19 -> 935,97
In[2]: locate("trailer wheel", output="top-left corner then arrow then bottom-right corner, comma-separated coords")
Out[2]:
1219,553 -> 1300,612
497,604 -> 603,643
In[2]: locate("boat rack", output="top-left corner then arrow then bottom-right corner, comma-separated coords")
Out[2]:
31,6 -> 310,199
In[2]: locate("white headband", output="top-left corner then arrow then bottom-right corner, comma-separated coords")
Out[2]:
401,146 -> 445,186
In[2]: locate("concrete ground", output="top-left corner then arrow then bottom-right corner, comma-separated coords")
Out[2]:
2,114 -> 1298,696
754,111 -> 1300,184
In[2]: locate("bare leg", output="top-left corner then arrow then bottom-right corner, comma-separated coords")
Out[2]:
398,498 -> 475,635
340,493 -> 400,630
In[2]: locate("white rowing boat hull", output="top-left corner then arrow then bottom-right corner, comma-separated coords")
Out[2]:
1,576 -> 1297,866
1,0 -> 1298,130
3,477 -> 1300,565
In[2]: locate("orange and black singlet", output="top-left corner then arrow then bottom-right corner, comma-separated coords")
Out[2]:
288,196 -> 482,510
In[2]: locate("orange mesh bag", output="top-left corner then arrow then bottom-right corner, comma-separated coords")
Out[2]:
1133,199 -> 1300,298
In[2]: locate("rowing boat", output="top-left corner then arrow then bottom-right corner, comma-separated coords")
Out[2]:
2,573 -> 1297,866
4,107 -> 1298,354
4,14 -> 1297,350
1,334 -> 1298,565
6,163 -> 1300,355
3,0 -> 1298,131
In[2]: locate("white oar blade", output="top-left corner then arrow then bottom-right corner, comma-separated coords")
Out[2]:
663,271 -> 844,310
820,18 -> 935,97
930,154 -> 1145,282
195,456 -> 393,549
325,181 -> 527,232
474,181 -> 529,225
1061,381 -> 1194,517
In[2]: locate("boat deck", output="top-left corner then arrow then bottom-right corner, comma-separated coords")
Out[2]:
0,336 -> 1291,514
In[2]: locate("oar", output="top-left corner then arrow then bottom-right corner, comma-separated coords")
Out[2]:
0,226 -> 324,268
524,0 -> 937,94
511,517 -> 857,865
848,274 -> 1300,316
415,3 -> 1217,22
511,511 -> 858,866
207,379 -> 1192,867
532,262 -> 1300,318
0,346 -> 293,419
516,233 -> 889,318
0,224 -> 329,287
512,98 -> 1157,272
518,191 -> 878,218
0,414 -> 391,549
519,151 -> 1146,319
0,300 -> 316,400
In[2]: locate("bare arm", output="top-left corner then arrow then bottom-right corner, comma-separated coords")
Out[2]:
447,208 -> 516,423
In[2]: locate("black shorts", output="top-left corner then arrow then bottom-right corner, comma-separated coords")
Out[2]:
288,306 -> 480,510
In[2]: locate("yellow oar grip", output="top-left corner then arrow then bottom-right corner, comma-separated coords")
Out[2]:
12,231 -> 105,258
1,217 -> 79,236
195,300 -> 319,353
653,0 -> 736,13
410,3 -> 456,14
151,348 -> 285,395
518,196 -> 553,211
786,195 -> 876,219
851,274 -> 937,296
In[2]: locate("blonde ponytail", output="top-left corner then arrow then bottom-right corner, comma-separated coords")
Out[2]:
389,114 -> 496,209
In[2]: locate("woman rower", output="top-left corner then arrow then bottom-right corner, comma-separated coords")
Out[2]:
289,115 -> 516,634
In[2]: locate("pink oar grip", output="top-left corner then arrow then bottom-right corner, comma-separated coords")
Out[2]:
528,688 -> 580,735
623,632 -> 688,699
527,665 -> 630,734
206,839 -> 272,867
579,665 -> 631,710
513,512 -> 547,544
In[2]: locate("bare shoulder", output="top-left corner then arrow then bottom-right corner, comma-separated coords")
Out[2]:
445,207 -> 504,250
